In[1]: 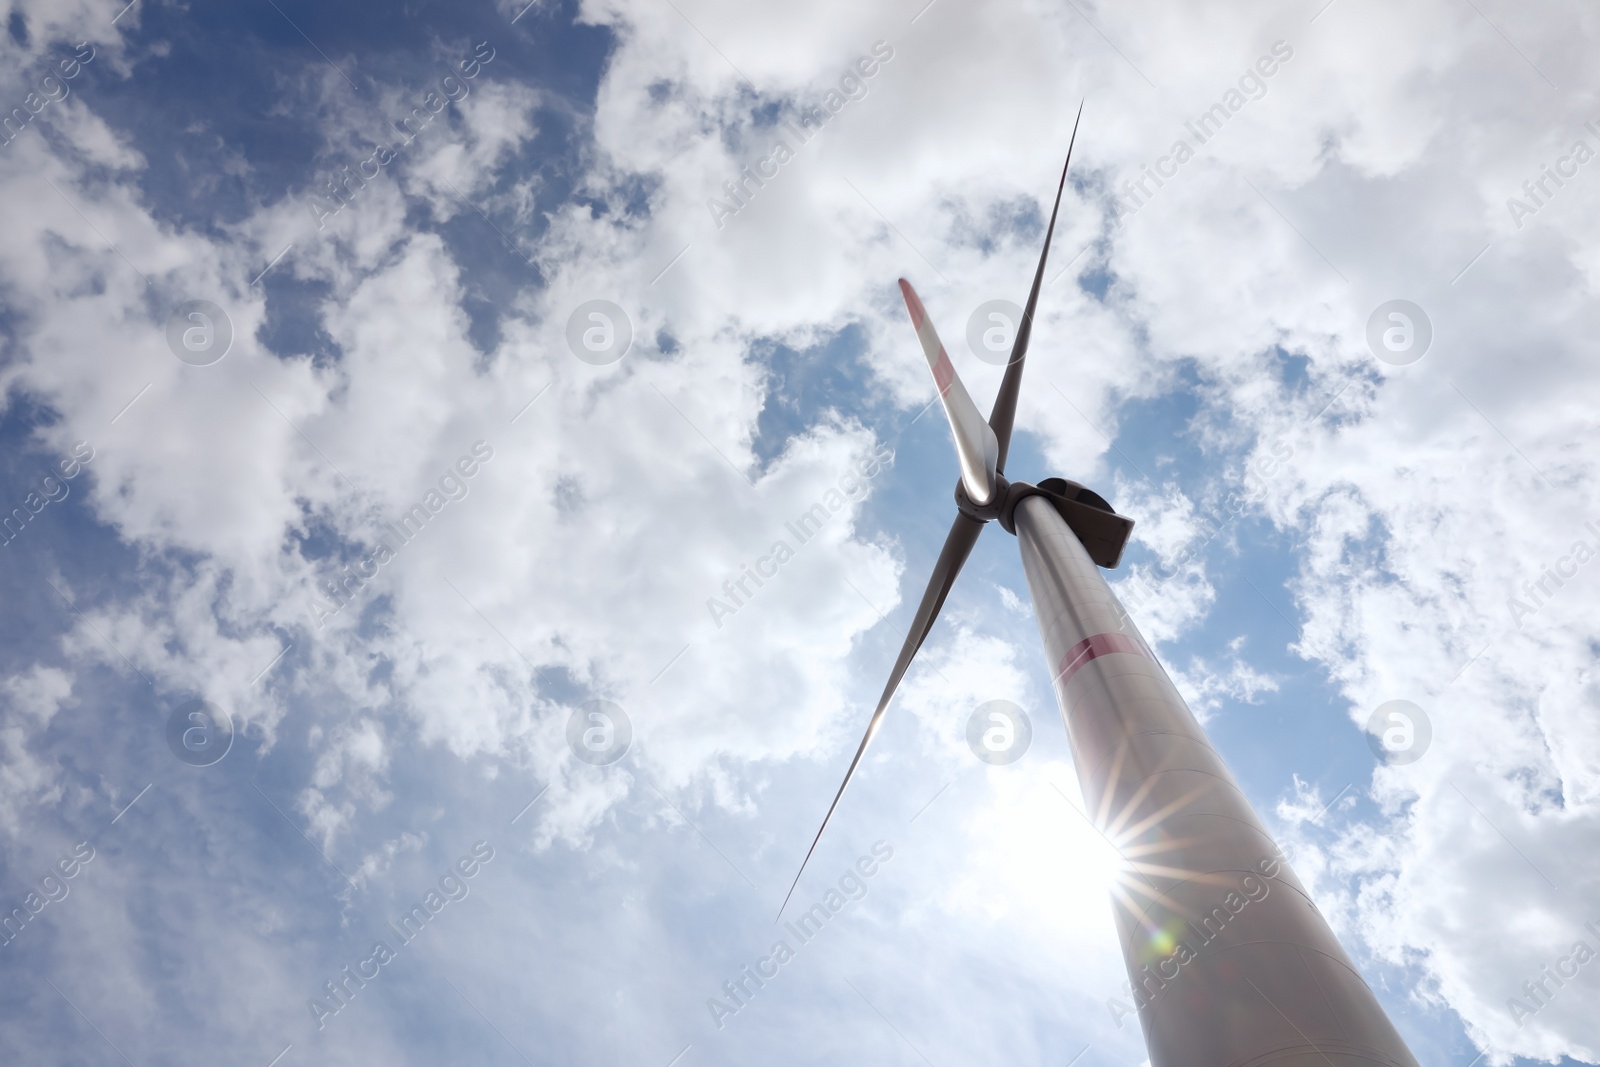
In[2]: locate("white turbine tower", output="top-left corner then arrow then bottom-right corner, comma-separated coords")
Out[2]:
783,109 -> 1422,1067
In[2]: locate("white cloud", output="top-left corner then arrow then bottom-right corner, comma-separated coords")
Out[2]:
1170,636 -> 1281,719
0,665 -> 73,838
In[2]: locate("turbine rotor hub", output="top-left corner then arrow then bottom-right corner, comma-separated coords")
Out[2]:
954,473 -> 1011,523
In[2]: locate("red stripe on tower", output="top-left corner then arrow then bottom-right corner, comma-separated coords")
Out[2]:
1055,631 -> 1152,686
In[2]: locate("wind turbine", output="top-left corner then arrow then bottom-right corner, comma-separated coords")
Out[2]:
783,109 -> 1421,1067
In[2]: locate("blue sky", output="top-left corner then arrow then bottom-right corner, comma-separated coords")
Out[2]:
2,1 -> 1599,1065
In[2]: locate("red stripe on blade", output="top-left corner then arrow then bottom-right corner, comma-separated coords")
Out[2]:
898,279 -> 925,329
932,349 -> 955,396
1055,632 -> 1152,686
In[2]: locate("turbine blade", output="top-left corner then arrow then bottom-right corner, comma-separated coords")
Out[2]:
780,511 -> 985,916
990,99 -> 1084,475
899,279 -> 1000,504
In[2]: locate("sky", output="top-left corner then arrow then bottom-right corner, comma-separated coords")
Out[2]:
0,0 -> 1598,1065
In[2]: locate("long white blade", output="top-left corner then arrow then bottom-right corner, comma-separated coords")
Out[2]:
780,510 -> 985,916
898,279 -> 1000,504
